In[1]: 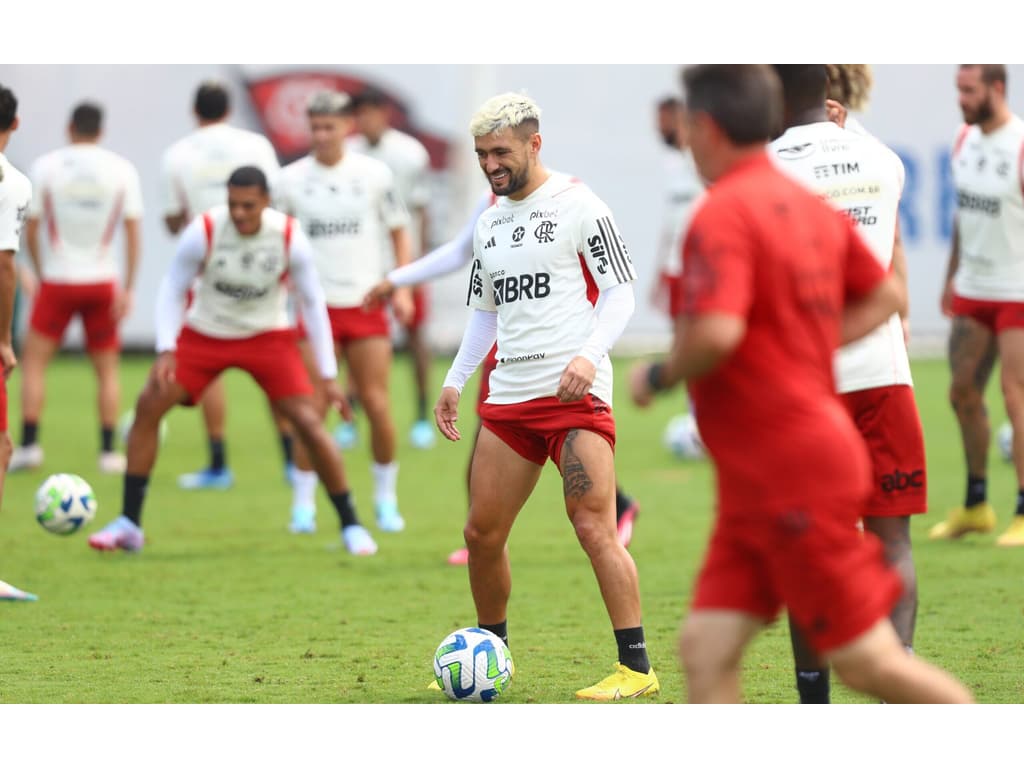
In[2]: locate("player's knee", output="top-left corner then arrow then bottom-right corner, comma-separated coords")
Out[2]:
359,387 -> 390,417
463,518 -> 504,554
570,507 -> 613,554
832,651 -> 889,694
948,381 -> 983,410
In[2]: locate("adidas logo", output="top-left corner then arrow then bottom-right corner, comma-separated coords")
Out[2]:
484,236 -> 496,249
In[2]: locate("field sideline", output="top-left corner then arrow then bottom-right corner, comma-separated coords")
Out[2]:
0,352 -> 1022,707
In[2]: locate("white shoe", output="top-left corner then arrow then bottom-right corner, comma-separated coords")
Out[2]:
98,451 -> 127,474
8,444 -> 43,472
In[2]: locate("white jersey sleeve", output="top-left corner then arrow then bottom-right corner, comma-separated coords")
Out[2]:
575,191 -> 638,290
0,155 -> 31,253
122,161 -> 145,220
467,218 -> 497,311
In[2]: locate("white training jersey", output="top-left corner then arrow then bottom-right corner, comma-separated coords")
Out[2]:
347,128 -> 430,259
770,120 -> 911,392
161,123 -> 281,220
277,152 -> 409,308
951,114 -> 1024,301
658,146 -> 705,277
27,144 -> 143,284
468,172 -> 637,405
0,152 -> 32,254
186,206 -> 295,338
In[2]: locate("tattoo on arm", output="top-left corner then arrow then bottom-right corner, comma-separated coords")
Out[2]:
561,430 -> 594,500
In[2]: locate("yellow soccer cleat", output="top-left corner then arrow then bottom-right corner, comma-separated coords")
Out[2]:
996,516 -> 1024,547
928,502 -> 997,540
575,663 -> 659,701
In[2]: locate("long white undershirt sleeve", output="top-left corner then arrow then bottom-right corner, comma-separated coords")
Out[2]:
577,282 -> 635,365
442,309 -> 498,394
387,193 -> 490,287
154,216 -> 206,353
289,229 -> 339,380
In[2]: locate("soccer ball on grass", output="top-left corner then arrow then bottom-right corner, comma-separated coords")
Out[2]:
35,473 -> 98,535
663,412 -> 705,459
432,627 -> 514,702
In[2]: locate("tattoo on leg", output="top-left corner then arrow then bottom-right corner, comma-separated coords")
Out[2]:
562,430 -> 593,500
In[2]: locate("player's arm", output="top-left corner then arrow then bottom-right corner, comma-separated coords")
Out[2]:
116,217 -> 141,321
841,216 -> 903,344
437,308 -> 497,441
24,217 -> 43,278
0,248 -> 17,378
153,217 -> 207,385
559,282 -> 636,402
941,217 -> 959,318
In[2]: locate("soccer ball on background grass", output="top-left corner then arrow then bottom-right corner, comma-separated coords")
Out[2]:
35,473 -> 97,535
433,627 -> 514,702
998,422 -> 1014,462
663,412 -> 705,460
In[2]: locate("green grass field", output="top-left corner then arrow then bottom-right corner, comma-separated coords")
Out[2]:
1,352 -> 1022,705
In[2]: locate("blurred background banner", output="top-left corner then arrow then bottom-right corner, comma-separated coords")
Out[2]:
4,63 -> 1022,355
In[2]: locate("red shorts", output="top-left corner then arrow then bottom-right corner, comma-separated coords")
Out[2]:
174,327 -> 312,405
692,498 -> 903,654
842,385 -> 927,517
328,306 -> 389,345
30,280 -> 119,352
478,394 -> 616,471
951,294 -> 1024,333
476,345 -> 499,417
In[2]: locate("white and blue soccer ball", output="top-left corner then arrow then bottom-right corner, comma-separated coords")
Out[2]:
663,413 -> 705,460
998,422 -> 1014,462
433,627 -> 514,702
35,473 -> 98,535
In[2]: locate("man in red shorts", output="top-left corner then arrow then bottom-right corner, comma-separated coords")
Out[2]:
86,166 -> 377,557
630,64 -> 971,703
12,102 -> 142,475
434,92 -> 657,700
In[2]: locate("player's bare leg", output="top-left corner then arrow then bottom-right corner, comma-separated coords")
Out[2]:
406,323 -> 435,448
10,329 -> 58,470
287,340 -> 329,533
864,516 -> 917,645
345,336 -> 403,531
787,615 -> 830,703
680,610 -> 763,703
465,427 -> 542,627
178,376 -> 234,490
827,619 -> 973,703
88,347 -> 124,472
931,316 -> 998,538
996,329 -> 1024,544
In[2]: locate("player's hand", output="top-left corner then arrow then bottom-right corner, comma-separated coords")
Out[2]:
825,99 -> 847,128
113,287 -> 133,321
629,361 -> 656,408
323,378 -> 353,422
363,279 -> 395,311
0,341 -> 17,380
557,356 -> 596,403
151,351 -> 177,392
391,286 -> 415,326
940,280 -> 955,318
434,386 -> 461,442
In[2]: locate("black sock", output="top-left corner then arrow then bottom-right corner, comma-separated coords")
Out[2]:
796,668 -> 830,704
209,438 -> 226,472
613,626 -> 651,674
1016,490 -> 1024,517
479,621 -> 508,647
965,475 -> 987,508
279,433 -> 294,466
330,491 -> 359,529
22,421 -> 38,447
615,488 -> 633,521
101,426 -> 115,453
122,474 -> 150,527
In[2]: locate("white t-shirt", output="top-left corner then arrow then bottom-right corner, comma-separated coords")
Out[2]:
951,114 -> 1024,301
770,120 -> 911,392
347,128 -> 430,259
0,152 -> 32,253
277,152 -> 409,308
161,123 -> 281,220
469,172 -> 637,405
28,144 -> 143,283
658,146 -> 704,277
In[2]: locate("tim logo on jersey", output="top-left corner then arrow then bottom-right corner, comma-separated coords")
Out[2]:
587,216 -> 633,280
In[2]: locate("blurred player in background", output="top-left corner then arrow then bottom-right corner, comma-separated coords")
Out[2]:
631,64 -> 971,704
278,91 -> 413,535
935,64 -> 1024,546
87,166 -> 377,556
434,92 -> 658,700
0,82 -> 38,601
347,86 -> 436,450
11,101 -> 142,475
770,64 -> 924,703
161,81 -> 289,491
825,64 -> 874,136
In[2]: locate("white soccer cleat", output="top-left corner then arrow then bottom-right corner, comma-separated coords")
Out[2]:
0,579 -> 38,602
98,451 -> 127,474
88,516 -> 145,553
8,443 -> 44,472
342,524 -> 378,556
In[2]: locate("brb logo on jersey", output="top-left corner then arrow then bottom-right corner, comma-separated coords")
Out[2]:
492,272 -> 551,306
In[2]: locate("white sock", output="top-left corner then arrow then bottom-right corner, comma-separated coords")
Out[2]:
372,461 -> 398,503
292,469 -> 317,508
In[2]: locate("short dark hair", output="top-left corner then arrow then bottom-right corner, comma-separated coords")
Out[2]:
352,86 -> 389,110
658,96 -> 682,112
227,165 -> 269,193
682,64 -> 782,146
772,65 -> 828,117
194,82 -> 230,121
0,83 -> 18,133
70,102 -> 103,137
961,64 -> 1008,87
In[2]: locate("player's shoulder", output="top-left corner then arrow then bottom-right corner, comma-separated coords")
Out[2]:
387,128 -> 429,158
0,154 -> 32,199
281,154 -> 314,178
545,172 -> 602,206
350,150 -> 395,181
